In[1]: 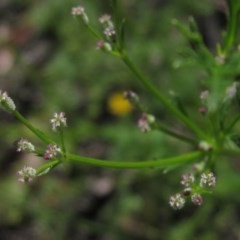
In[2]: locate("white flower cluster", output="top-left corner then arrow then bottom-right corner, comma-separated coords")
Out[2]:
169,171 -> 216,210
0,89 -> 16,112
71,6 -> 89,24
18,166 -> 36,183
50,112 -> 67,131
17,138 -> 35,152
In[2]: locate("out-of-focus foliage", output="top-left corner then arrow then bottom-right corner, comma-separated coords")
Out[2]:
1,0 -> 240,239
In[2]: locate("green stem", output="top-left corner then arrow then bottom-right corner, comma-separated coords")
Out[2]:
67,151 -> 202,169
224,0 -> 240,54
121,53 -> 207,139
86,24 -> 102,39
59,128 -> 67,159
36,160 -> 60,175
13,111 -> 54,144
225,113 -> 240,133
155,121 -> 197,145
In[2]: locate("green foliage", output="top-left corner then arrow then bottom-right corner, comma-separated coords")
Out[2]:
1,0 -> 240,239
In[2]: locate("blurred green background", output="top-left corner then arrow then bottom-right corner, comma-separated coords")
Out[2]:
1,0 -> 240,239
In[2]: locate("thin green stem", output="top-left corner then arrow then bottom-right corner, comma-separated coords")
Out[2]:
67,151 -> 202,169
224,0 -> 240,54
13,111 -> 54,144
121,53 -> 207,139
73,5 -> 207,140
154,121 -> 197,145
225,113 -> 240,133
36,160 -> 61,176
86,24 -> 102,39
59,128 -> 67,159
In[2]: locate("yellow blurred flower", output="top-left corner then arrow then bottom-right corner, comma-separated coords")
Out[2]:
107,91 -> 133,116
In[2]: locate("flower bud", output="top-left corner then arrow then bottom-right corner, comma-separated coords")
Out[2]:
198,141 -> 212,151
96,40 -> 112,52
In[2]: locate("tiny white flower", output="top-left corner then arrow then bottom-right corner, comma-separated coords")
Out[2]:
0,89 -> 16,112
17,138 -> 35,152
200,172 -> 216,188
137,113 -> 155,133
71,6 -> 89,24
18,166 -> 36,183
191,194 -> 203,206
169,193 -> 185,210
72,6 -> 85,16
180,173 -> 195,187
43,144 -> 61,160
99,14 -> 111,24
50,112 -> 67,131
104,26 -> 116,37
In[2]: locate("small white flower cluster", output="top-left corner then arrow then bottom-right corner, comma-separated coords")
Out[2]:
137,113 -> 155,133
169,193 -> 185,210
124,91 -> 139,106
17,138 -> 35,152
99,14 -> 115,38
99,14 -> 111,24
96,13 -> 116,52
71,6 -> 89,24
16,112 -> 67,182
180,172 -> 195,187
169,171 -> 216,210
50,112 -> 67,131
200,172 -> 216,188
18,166 -> 36,183
104,26 -> 116,38
43,144 -> 61,160
0,89 -> 16,112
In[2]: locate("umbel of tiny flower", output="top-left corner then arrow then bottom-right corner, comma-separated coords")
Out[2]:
137,113 -> 155,132
169,193 -> 185,210
104,26 -> 116,38
191,194 -> 203,206
99,14 -> 112,25
124,90 -> 139,106
200,172 -> 216,188
0,89 -> 16,112
71,5 -> 89,24
50,112 -> 67,131
18,166 -> 36,183
17,138 -> 35,152
43,144 -> 61,160
180,173 -> 195,187
169,171 -> 216,209
99,14 -> 115,38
